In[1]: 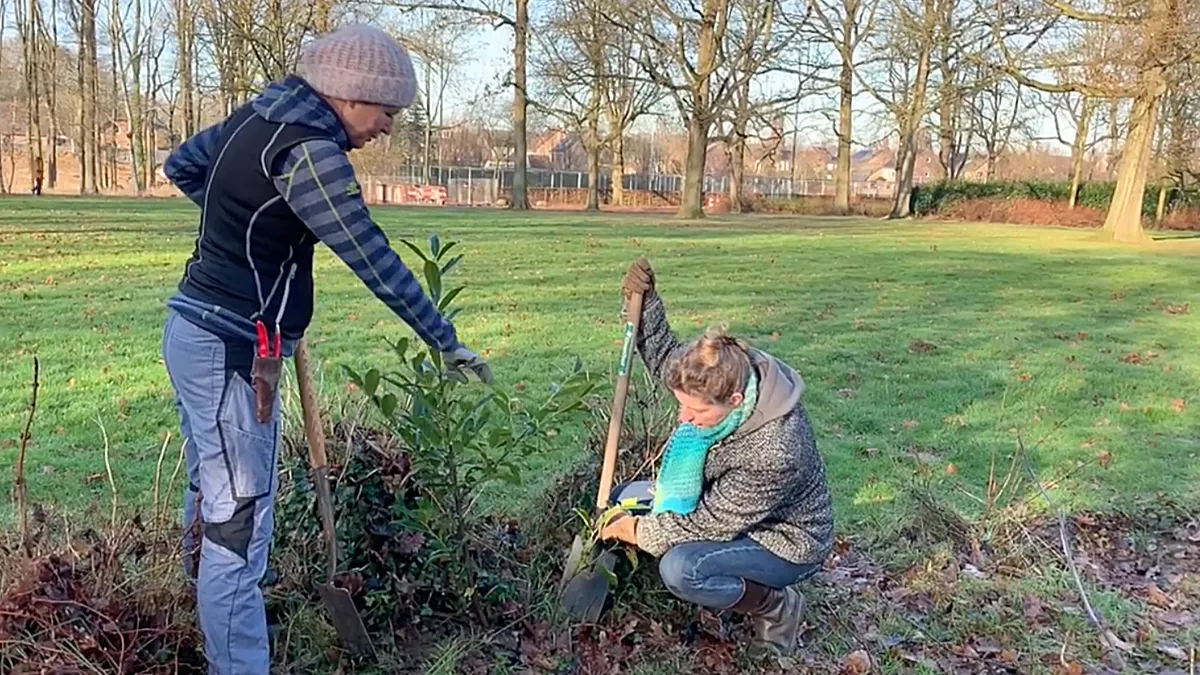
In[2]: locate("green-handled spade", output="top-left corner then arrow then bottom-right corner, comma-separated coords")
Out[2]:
559,288 -> 644,623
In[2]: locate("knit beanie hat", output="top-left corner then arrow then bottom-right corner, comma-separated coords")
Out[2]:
296,24 -> 417,109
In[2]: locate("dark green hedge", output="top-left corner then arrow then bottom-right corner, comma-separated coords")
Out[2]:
910,180 -> 1200,217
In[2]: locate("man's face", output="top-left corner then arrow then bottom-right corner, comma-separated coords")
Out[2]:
338,101 -> 399,149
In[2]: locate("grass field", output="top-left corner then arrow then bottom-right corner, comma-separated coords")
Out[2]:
2,195 -> 1199,533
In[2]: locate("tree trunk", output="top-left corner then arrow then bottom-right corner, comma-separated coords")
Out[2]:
75,1 -> 85,192
1101,73 -> 1165,244
1106,98 -> 1119,180
728,131 -> 746,212
46,0 -> 59,188
18,0 -> 45,194
1068,96 -> 1094,210
509,0 -> 530,209
609,131 -> 625,206
1155,183 -> 1168,222
108,39 -> 119,191
889,42 -> 931,219
834,54 -> 853,214
0,0 -> 6,194
986,153 -> 997,182
938,65 -> 956,180
586,137 -> 600,212
313,0 -> 331,32
124,0 -> 147,195
422,65 -> 433,184
680,114 -> 709,219
175,0 -> 196,138
83,0 -> 98,193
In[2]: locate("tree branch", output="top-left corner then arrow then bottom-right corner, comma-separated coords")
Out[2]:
1040,0 -> 1136,24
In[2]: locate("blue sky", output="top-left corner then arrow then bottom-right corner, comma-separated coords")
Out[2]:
0,5 -> 1081,155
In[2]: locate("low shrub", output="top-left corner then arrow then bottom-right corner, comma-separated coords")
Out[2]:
911,179 -> 1200,221
939,198 -> 1106,229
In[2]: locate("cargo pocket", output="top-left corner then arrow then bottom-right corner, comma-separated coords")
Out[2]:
218,372 -> 279,500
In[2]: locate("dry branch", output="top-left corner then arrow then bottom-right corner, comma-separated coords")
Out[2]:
1019,434 -> 1134,657
15,357 -> 39,557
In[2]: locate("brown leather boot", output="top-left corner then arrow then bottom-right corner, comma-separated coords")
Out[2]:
729,581 -> 806,657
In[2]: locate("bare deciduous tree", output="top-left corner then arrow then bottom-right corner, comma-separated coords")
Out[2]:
608,0 -> 803,218
16,0 -> 46,193
531,0 -> 610,209
0,0 -> 8,193
67,0 -> 101,193
386,0 -> 533,209
402,10 -> 472,183
598,15 -> 660,206
809,0 -> 877,213
858,0 -> 939,218
962,64 -> 1028,182
995,0 -> 1198,242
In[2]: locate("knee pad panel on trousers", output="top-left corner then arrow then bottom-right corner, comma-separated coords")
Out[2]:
204,496 -> 258,561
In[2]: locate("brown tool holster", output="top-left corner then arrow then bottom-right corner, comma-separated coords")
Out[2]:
251,353 -> 283,423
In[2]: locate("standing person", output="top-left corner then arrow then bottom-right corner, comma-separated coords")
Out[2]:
600,257 -> 834,658
160,24 -> 492,673
32,155 -> 43,195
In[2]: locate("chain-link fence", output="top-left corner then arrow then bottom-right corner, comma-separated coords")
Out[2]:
361,164 -> 891,207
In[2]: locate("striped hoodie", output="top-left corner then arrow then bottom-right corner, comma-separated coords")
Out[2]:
162,75 -> 460,355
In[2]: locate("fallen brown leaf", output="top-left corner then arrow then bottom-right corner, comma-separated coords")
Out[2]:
1171,399 -> 1186,413
1022,594 -> 1046,623
1097,451 -> 1112,467
908,340 -> 937,353
1147,584 -> 1174,609
840,649 -> 871,674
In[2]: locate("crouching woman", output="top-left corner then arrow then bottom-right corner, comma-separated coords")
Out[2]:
600,257 -> 834,657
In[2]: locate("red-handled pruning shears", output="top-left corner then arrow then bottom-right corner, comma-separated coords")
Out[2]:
256,320 -> 281,359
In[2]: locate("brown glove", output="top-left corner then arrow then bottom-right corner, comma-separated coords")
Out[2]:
622,257 -> 655,299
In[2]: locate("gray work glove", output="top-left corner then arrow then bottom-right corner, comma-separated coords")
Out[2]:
442,346 -> 493,384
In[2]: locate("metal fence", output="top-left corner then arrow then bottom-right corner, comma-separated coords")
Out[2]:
361,164 -> 891,206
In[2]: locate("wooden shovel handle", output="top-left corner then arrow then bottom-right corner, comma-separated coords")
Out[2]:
294,338 -> 339,579
294,339 -> 328,471
596,289 -> 643,511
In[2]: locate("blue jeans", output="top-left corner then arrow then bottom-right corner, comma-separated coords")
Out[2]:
611,481 -> 818,609
162,309 -> 281,674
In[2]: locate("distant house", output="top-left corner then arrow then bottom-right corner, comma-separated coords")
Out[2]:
526,129 -> 592,171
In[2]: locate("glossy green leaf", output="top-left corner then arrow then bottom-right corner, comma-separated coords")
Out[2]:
380,392 -> 398,418
424,259 -> 442,301
363,368 -> 381,397
399,238 -> 429,263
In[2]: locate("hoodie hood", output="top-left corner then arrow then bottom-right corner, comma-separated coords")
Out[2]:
736,349 -> 805,436
252,75 -> 351,150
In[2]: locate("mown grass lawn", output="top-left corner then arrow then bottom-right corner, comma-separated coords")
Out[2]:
2,195 -> 1198,534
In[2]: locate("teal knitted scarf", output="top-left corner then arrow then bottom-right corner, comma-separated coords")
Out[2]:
652,371 -> 759,516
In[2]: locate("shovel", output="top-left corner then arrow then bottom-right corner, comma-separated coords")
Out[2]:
294,339 -> 375,656
559,288 -> 644,622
